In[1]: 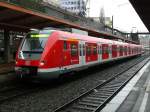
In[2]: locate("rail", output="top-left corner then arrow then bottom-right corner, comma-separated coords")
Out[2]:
54,56 -> 149,112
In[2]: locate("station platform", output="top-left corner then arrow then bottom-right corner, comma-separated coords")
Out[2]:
101,60 -> 150,112
0,63 -> 14,74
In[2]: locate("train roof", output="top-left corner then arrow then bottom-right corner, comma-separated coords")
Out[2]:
55,30 -> 133,46
37,29 -> 141,46
56,30 -> 115,44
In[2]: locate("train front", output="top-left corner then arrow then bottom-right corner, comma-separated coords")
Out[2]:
15,30 -> 52,79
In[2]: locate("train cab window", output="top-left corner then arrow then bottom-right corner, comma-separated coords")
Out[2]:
64,41 -> 67,50
71,44 -> 78,56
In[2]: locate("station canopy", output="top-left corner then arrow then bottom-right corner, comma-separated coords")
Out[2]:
130,0 -> 150,32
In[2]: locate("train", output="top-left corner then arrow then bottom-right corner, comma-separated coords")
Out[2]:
15,29 -> 142,79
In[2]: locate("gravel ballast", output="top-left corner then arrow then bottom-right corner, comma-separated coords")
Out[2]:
0,56 -> 148,112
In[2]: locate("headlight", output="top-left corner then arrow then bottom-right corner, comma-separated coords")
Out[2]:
40,61 -> 45,66
15,60 -> 18,64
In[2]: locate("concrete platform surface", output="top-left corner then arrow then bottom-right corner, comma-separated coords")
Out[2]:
101,60 -> 150,112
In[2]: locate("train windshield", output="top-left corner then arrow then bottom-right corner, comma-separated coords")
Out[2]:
19,30 -> 52,60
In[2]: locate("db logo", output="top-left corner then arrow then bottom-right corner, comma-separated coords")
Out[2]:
25,61 -> 30,65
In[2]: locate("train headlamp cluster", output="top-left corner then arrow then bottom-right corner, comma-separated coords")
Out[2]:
40,61 -> 45,66
15,60 -> 18,64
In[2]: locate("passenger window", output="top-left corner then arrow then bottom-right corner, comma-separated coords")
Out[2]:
120,46 -> 121,52
71,44 -> 78,56
120,46 -> 123,52
112,46 -> 117,52
108,46 -> 111,54
86,46 -> 91,55
83,45 -> 85,56
99,46 -> 102,54
93,46 -> 97,55
79,44 -> 82,56
97,46 -> 99,54
64,41 -> 67,50
102,45 -> 108,54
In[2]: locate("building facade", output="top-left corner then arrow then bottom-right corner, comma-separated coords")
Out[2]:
42,0 -> 59,6
58,0 -> 86,15
89,17 -> 112,26
139,35 -> 150,50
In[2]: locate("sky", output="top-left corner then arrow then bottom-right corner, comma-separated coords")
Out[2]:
88,0 -> 148,32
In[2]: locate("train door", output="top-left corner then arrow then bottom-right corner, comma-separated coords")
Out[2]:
69,41 -> 79,65
91,43 -> 98,61
119,46 -> 123,56
62,40 -> 71,66
122,45 -> 125,56
85,42 -> 91,63
102,44 -> 109,60
98,43 -> 102,62
109,44 -> 112,59
116,45 -> 119,58
79,41 -> 85,66
125,46 -> 127,56
112,45 -> 117,58
129,46 -> 131,55
128,46 -> 130,55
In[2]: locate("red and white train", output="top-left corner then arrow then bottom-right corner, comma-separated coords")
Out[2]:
15,29 -> 142,79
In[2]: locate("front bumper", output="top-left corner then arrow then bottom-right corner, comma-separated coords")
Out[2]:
15,67 -> 60,79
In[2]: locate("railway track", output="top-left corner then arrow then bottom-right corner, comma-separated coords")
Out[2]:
54,57 -> 150,112
0,56 -> 148,108
0,82 -> 43,103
